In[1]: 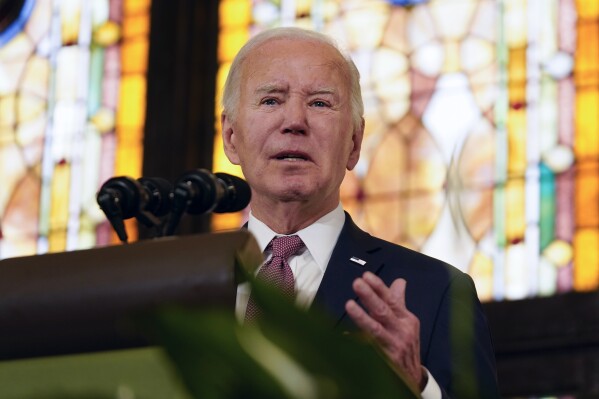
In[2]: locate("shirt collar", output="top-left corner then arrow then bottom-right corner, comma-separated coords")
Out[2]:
247,203 -> 345,272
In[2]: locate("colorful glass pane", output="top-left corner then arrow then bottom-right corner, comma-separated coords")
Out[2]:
0,0 -> 151,258
215,0 -> 599,298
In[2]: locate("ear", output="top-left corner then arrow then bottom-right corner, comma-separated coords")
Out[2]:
221,112 -> 241,165
346,117 -> 365,171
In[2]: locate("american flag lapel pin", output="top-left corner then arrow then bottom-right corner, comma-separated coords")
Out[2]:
350,256 -> 366,266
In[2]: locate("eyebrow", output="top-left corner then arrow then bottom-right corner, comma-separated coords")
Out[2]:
254,84 -> 287,95
308,88 -> 338,97
253,84 -> 338,97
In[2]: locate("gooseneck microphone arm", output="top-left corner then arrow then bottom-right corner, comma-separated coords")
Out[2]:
97,171 -> 251,240
164,169 -> 221,237
96,187 -> 129,243
97,177 -> 174,242
163,170 -> 252,236
96,177 -> 146,244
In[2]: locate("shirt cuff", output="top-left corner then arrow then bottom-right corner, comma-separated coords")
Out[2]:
420,367 -> 442,399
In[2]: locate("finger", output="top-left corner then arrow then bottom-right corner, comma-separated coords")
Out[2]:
352,277 -> 394,326
362,272 -> 393,301
360,274 -> 412,320
345,299 -> 389,341
387,278 -> 408,314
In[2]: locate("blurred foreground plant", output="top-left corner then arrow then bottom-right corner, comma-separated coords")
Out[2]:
139,277 -> 418,399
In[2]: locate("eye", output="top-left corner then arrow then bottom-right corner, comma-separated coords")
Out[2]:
311,100 -> 329,108
261,98 -> 278,106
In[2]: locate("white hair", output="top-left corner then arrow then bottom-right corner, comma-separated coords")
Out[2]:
221,27 -> 364,131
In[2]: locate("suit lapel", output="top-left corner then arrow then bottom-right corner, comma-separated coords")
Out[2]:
312,212 -> 385,326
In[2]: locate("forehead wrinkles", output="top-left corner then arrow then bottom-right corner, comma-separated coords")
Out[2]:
241,39 -> 352,91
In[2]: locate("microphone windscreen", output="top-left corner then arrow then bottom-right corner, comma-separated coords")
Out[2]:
214,173 -> 251,213
138,177 -> 172,217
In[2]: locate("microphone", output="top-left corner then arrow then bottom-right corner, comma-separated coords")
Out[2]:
97,176 -> 173,243
213,172 -> 252,213
164,169 -> 251,236
137,177 -> 173,217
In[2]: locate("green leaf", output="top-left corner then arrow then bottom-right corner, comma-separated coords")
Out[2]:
139,276 -> 418,399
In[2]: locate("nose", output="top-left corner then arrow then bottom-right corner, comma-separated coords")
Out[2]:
282,98 -> 307,134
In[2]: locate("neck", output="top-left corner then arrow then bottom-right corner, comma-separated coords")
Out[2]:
250,196 -> 339,234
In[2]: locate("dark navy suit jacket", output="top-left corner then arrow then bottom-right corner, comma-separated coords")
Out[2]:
312,213 -> 500,398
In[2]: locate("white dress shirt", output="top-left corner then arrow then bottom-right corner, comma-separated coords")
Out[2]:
235,203 -> 441,399
236,203 -> 345,320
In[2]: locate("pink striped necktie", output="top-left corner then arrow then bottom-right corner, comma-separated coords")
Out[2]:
245,235 -> 305,322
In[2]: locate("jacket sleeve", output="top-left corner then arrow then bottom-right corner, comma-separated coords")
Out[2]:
423,271 -> 501,399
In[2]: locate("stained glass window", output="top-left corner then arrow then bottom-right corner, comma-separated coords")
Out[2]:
214,0 -> 599,300
0,0 -> 151,259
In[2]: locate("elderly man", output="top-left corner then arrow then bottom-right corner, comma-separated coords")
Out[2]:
221,27 -> 500,398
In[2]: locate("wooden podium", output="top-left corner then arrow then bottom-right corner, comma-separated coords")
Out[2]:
0,231 -> 261,360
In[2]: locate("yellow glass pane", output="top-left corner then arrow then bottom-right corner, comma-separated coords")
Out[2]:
116,75 -> 146,128
575,161 -> 599,227
574,20 -> 599,87
469,251 -> 494,302
542,239 -> 574,268
17,111 -> 46,146
90,108 -> 116,133
508,47 -> 527,104
218,28 -> 250,63
507,108 -> 527,174
124,0 -> 150,14
405,193 -> 445,249
0,94 -> 17,128
219,0 -> 252,28
18,94 -> 46,124
296,0 -> 312,16
115,137 -> 143,178
573,229 -> 599,291
364,125 -> 408,196
575,89 -> 599,159
363,197 -> 404,245
48,163 -> 70,253
121,39 -> 149,74
216,63 -> 231,96
122,13 -> 150,38
0,127 -> 12,147
443,40 -> 461,73
212,213 -> 244,232
505,179 -> 525,243
576,0 -> 599,18
22,56 -> 49,99
94,21 -> 121,47
215,63 -> 231,117
60,0 -> 81,45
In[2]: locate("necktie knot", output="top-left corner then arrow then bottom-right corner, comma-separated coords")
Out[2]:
269,235 -> 305,259
245,235 -> 304,322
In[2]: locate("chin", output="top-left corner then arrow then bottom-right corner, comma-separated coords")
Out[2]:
272,182 -> 316,202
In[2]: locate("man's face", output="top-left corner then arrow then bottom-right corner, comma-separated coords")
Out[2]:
222,38 -> 363,208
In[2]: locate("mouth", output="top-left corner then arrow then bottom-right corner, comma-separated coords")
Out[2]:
273,151 -> 311,162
